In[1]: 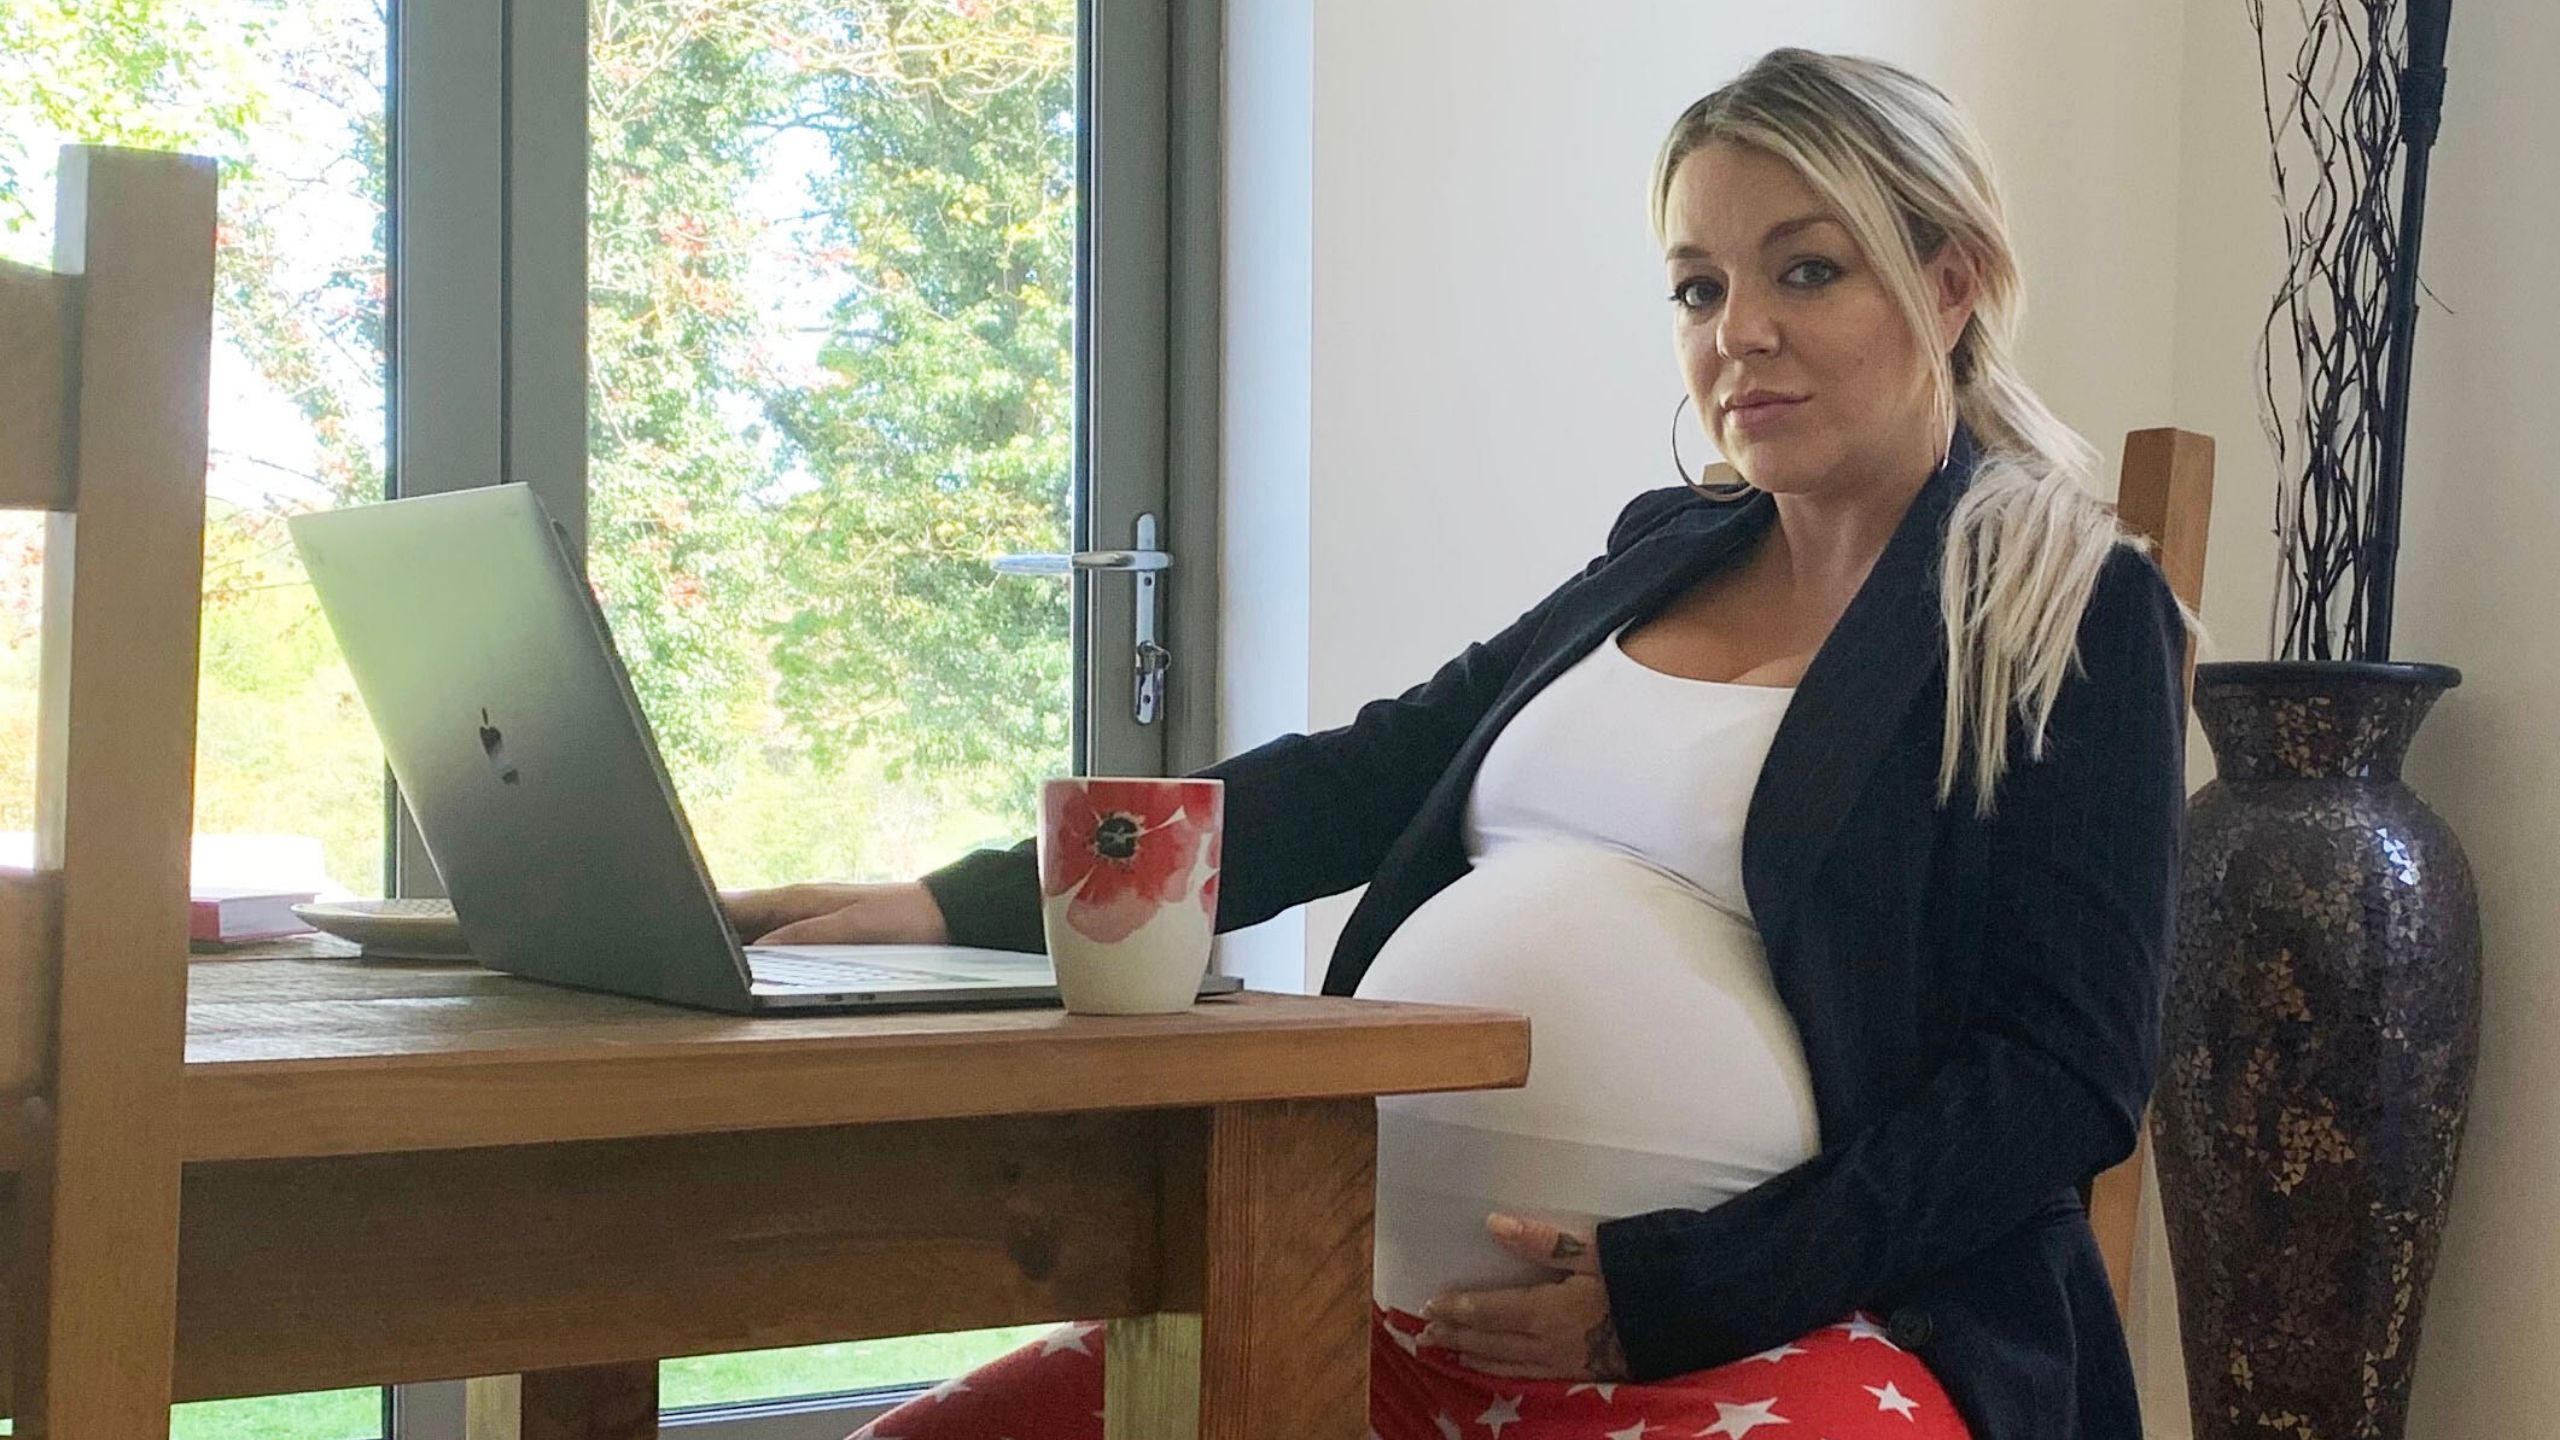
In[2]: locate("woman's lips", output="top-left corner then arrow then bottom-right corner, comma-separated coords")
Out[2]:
1724,394 -> 1808,436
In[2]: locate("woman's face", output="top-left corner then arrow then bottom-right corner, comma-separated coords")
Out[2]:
1661,140 -> 1974,497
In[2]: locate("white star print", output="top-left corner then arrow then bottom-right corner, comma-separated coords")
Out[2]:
1478,1393 -> 1524,1436
1388,1318 -> 1423,1356
1831,1314 -> 1903,1349
1867,1380 -> 1922,1420
1604,1422 -> 1660,1440
1696,1396 -> 1791,1437
1038,1322 -> 1097,1356
1744,1341 -> 1808,1365
1568,1381 -> 1621,1403
1434,1411 -> 1463,1440
922,1377 -> 972,1401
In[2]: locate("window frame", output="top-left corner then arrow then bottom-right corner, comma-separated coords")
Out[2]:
384,0 -> 1223,1429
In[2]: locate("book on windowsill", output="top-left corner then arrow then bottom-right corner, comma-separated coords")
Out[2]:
189,887 -> 320,945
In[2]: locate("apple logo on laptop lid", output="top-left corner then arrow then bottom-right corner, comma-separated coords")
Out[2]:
479,708 -> 521,786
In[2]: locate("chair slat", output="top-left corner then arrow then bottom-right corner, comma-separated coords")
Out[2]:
0,870 -> 61,1097
15,143 -> 217,1437
0,259 -> 78,511
2088,426 -> 2214,1334
2114,428 -> 2216,628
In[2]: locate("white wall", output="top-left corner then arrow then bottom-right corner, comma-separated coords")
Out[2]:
2391,0 -> 2560,1427
1214,0 -> 1315,995
1224,1 -> 2557,1434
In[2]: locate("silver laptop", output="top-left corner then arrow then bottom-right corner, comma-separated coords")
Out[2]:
288,484 -> 1243,1014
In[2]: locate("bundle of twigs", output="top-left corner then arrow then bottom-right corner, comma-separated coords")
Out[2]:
2249,0 -> 2453,663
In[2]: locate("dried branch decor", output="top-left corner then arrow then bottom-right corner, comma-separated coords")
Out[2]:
2249,0 -> 2453,662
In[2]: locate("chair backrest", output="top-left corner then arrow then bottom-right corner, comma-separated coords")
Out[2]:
2088,427 -> 2214,1333
0,145 -> 217,1436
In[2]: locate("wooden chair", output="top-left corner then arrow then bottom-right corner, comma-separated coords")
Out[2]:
2089,426 -> 2215,1334
0,145 -> 219,1436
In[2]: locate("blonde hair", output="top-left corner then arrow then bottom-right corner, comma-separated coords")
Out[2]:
1650,47 -> 2208,816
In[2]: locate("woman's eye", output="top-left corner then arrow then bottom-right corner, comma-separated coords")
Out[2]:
1782,257 -> 1842,287
1668,278 -> 1722,310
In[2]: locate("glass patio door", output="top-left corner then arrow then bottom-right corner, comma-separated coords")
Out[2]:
394,0 -> 1207,892
398,0 -> 1217,1431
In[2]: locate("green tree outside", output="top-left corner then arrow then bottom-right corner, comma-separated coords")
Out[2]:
0,0 -> 1073,889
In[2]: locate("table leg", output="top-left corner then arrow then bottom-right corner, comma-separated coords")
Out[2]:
1108,1098 -> 1376,1440
463,1363 -> 659,1440
1104,1313 -> 1202,1436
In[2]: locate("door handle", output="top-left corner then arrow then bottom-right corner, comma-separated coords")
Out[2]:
990,548 -> 1169,575
994,514 -> 1169,725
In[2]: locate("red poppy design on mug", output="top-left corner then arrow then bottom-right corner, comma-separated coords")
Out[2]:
1199,822 -> 1222,920
1041,779 -> 1220,945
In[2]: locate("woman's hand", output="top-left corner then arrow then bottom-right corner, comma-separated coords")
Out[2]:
718,881 -> 951,946
1417,1214 -> 1631,1381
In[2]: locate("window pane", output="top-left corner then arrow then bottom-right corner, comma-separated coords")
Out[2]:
588,0 -> 1080,1407
171,1393 -> 385,1440
586,0 -> 1078,895
0,0 -> 391,902
660,1324 -> 1059,1408
0,1392 -> 385,1440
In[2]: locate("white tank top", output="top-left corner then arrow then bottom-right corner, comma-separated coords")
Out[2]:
1356,622 -> 1823,1314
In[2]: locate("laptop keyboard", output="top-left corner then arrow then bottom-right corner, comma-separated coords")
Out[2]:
745,951 -> 994,989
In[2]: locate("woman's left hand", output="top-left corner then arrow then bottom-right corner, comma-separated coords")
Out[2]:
1417,1214 -> 1631,1381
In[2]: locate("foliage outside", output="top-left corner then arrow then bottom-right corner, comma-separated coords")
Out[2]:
0,0 -> 1072,896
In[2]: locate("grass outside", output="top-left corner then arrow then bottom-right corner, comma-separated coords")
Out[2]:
167,1393 -> 383,1440
0,1326 -> 1059,1435
661,1325 -> 1059,1408
0,1393 -> 381,1440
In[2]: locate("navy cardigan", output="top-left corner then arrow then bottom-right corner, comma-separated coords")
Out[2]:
920,427 -> 2188,1440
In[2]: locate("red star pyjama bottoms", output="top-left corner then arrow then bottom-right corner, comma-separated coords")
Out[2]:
850,1304 -> 1973,1439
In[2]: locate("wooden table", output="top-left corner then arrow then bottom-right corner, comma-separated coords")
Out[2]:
0,945 -> 1529,1439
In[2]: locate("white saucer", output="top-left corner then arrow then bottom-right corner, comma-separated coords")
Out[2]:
289,898 -> 476,960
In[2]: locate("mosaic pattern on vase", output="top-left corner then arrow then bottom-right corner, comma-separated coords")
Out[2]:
2154,663 -> 2480,1440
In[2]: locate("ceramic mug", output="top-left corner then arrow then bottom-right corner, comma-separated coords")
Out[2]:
1036,775 -> 1224,1015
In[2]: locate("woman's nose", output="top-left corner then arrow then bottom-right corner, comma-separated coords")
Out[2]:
1715,286 -> 1779,360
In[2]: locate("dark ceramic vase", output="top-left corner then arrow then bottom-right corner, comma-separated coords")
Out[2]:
2153,660 -> 2481,1440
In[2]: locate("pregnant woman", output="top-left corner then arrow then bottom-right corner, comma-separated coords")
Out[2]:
727,45 -> 2198,1440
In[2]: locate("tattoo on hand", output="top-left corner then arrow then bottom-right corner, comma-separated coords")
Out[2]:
1585,1313 -> 1629,1379
1550,1231 -> 1588,1262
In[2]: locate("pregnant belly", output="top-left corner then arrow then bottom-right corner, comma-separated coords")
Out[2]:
1354,842 -> 1819,1313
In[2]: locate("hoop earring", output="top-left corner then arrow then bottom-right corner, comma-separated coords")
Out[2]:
1671,392 -> 1702,486
1673,395 -> 1757,495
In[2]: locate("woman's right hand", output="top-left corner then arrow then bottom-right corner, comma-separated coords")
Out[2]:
718,881 -> 952,946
